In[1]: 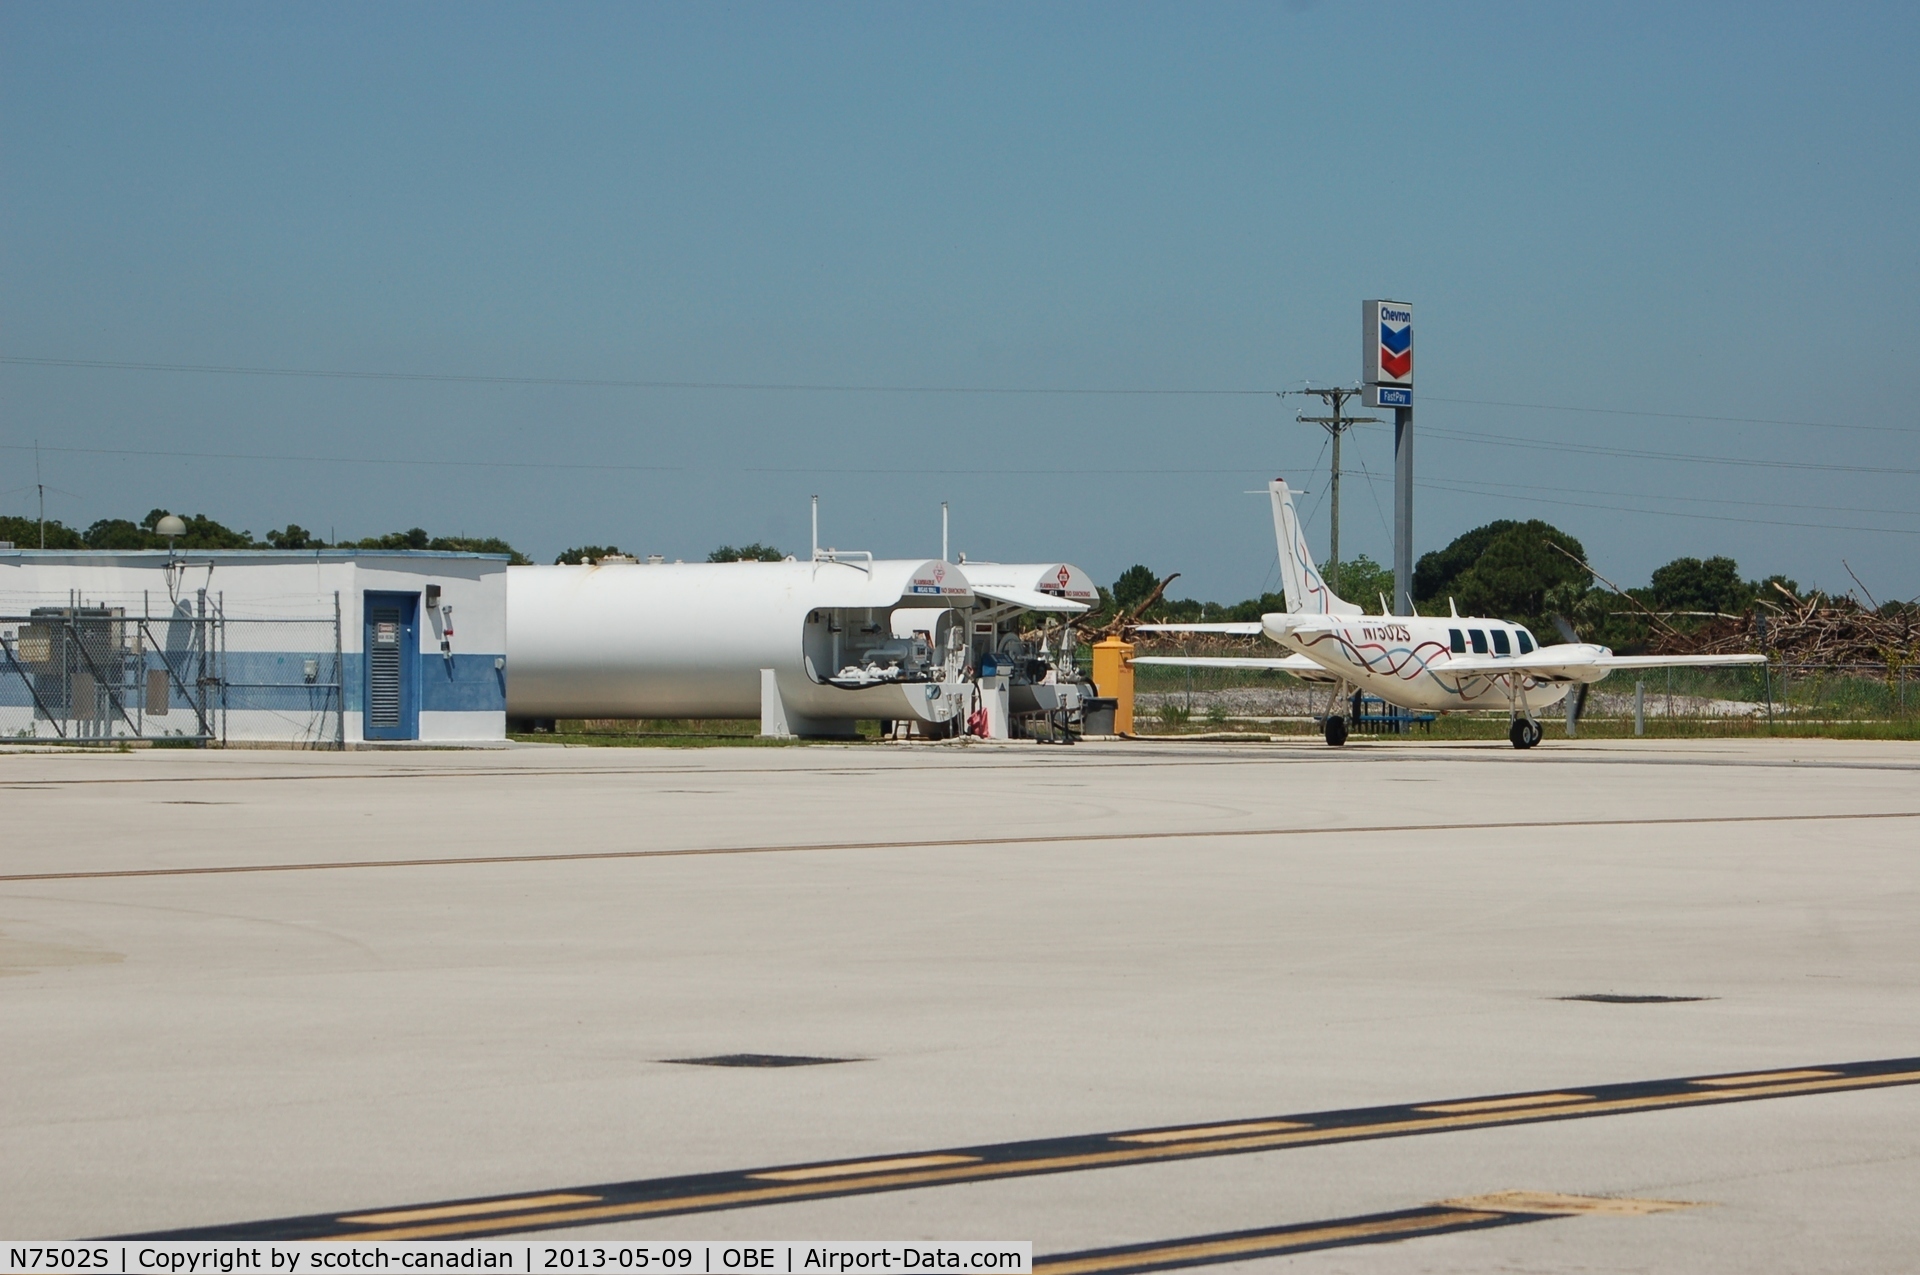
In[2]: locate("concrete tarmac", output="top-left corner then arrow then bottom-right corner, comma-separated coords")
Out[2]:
2,737 -> 1917,1270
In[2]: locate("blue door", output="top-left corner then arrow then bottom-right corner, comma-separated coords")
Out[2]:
363,592 -> 419,740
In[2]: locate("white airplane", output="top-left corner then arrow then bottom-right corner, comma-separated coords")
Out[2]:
1135,479 -> 1767,748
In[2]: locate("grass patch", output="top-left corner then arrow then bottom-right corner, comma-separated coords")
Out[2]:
1129,660 -> 1919,741
1134,714 -> 1920,742
508,732 -> 822,748
1156,702 -> 1192,729
1132,664 -> 1296,693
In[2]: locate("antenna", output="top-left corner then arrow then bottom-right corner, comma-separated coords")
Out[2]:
24,442 -> 82,550
941,502 -> 949,562
811,495 -> 819,562
156,513 -> 188,599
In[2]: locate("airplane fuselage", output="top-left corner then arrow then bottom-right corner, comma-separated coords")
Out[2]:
1133,478 -> 1764,744
1269,612 -> 1587,715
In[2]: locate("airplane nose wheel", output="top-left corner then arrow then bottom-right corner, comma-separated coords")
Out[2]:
1324,715 -> 1348,747
1509,717 -> 1542,749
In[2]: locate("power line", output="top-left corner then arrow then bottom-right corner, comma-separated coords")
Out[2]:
1419,393 -> 1919,435
1353,450 -> 1394,548
5,353 -> 1917,434
0,441 -> 1262,477
1356,422 -> 1920,477
0,356 -> 1271,397
10,438 -> 1915,532
1287,386 -> 1379,591
1416,479 -> 1920,537
1426,474 -> 1920,520
8,441 -> 1913,540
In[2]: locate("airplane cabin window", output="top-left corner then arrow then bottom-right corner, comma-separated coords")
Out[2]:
1449,629 -> 1466,654
1492,630 -> 1512,656
1518,630 -> 1535,654
1469,630 -> 1488,654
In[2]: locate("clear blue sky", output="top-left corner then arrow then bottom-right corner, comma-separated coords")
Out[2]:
4,2 -> 1917,603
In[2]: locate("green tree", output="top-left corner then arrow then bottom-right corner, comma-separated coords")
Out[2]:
1219,592 -> 1288,622
350,528 -> 529,563
1331,553 -> 1396,612
708,542 -> 785,562
1414,521 -> 1524,603
426,535 -> 528,563
1141,594 -> 1204,623
0,515 -> 86,549
1111,565 -> 1160,610
264,525 -> 322,549
176,513 -> 258,549
90,511 -> 256,549
1645,557 -> 1797,617
83,518 -> 155,549
353,528 -> 432,551
1448,523 -> 1591,631
555,545 -> 624,565
1648,556 -> 1748,614
6,506 -> 534,562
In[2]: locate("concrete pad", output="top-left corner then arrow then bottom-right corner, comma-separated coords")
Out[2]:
2,738 -> 1917,1271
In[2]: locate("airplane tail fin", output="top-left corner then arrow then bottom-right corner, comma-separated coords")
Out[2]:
1270,479 -> 1363,616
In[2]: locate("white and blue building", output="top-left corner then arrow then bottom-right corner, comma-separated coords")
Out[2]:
0,549 -> 508,746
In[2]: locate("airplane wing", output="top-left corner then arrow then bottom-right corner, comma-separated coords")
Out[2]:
1133,623 -> 1265,635
1441,650 -> 1767,678
1568,653 -> 1768,669
1134,617 -> 1347,638
1130,654 -> 1325,673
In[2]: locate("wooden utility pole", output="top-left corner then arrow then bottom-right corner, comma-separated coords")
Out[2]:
1288,387 -> 1380,593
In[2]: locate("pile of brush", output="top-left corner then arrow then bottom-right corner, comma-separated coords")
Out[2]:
1126,629 -> 1266,656
1652,583 -> 1919,667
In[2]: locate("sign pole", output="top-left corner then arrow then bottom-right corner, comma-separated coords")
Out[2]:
1393,403 -> 1413,615
1363,299 -> 1414,615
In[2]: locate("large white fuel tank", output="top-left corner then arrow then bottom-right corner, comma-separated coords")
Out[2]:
507,557 -> 974,733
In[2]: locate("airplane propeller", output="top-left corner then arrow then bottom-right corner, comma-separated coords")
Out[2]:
1553,613 -> 1591,733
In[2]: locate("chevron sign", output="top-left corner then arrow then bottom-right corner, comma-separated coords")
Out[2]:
1362,299 -> 1413,391
1379,317 -> 1411,378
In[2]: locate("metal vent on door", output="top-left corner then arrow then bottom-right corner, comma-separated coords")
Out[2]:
368,609 -> 402,729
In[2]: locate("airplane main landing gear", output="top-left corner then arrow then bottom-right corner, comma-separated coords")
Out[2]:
1325,715 -> 1348,747
1505,676 -> 1543,749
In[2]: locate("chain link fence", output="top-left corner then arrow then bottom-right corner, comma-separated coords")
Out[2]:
1607,661 -> 1915,725
1129,655 -> 1917,734
0,592 -> 345,747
